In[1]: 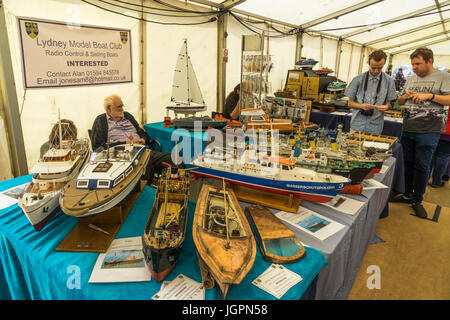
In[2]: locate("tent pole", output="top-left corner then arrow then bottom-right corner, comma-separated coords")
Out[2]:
358,45 -> 366,74
347,44 -> 354,83
0,1 -> 28,177
335,38 -> 343,79
217,12 -> 227,114
295,31 -> 303,63
138,0 -> 147,124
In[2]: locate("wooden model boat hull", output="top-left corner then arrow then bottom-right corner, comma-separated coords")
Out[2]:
60,149 -> 150,218
244,204 -> 305,264
193,184 -> 256,299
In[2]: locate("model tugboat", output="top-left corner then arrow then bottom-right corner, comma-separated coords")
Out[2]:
18,117 -> 90,231
59,143 -> 150,218
244,204 -> 305,264
142,166 -> 190,282
193,181 -> 256,299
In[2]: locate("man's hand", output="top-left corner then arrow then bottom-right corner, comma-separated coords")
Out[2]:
375,104 -> 389,112
411,93 -> 433,104
360,103 -> 375,111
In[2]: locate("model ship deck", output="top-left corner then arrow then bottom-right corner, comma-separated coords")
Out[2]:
142,167 -> 190,282
60,146 -> 150,217
244,204 -> 305,264
193,184 -> 256,299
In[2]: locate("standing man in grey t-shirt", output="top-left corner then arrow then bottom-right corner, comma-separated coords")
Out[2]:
345,50 -> 397,134
396,47 -> 450,218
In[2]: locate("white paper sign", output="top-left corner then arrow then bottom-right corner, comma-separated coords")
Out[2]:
320,195 -> 365,215
152,274 -> 204,300
252,264 -> 302,299
0,183 -> 29,210
361,178 -> 389,190
18,17 -> 132,88
89,237 -> 151,283
276,206 -> 345,241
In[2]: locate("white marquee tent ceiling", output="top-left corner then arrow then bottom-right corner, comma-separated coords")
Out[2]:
217,0 -> 449,55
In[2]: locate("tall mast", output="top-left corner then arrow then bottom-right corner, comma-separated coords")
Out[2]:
184,39 -> 190,106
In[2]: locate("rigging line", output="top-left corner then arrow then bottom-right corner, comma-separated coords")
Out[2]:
99,0 -> 219,17
230,12 -> 294,38
81,0 -> 217,25
19,88 -> 27,118
314,7 -> 450,32
154,0 -> 219,14
111,0 -> 217,14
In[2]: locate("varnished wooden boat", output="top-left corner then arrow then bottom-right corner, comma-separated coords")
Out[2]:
142,167 -> 190,282
60,144 -> 150,218
244,204 -> 306,264
193,183 -> 256,299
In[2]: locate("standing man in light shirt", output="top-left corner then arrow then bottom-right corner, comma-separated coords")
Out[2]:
396,47 -> 450,218
91,94 -> 178,184
345,50 -> 397,134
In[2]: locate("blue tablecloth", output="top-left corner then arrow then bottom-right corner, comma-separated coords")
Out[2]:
0,175 -> 327,300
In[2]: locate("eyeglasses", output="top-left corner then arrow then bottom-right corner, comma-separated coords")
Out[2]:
113,105 -> 124,109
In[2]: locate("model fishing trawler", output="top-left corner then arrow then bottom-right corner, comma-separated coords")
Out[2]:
193,181 -> 256,299
142,166 -> 190,282
244,204 -> 305,264
165,39 -> 227,130
189,142 -> 350,203
18,116 -> 90,231
59,142 -> 150,218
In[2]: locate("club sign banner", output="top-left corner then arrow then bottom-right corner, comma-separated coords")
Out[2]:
18,17 -> 132,88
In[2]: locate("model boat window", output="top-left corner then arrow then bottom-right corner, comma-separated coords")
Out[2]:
203,191 -> 246,238
93,147 -> 139,162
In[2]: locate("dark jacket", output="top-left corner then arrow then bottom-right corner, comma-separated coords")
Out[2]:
90,111 -> 150,151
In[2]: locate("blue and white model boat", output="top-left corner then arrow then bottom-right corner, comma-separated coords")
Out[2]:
189,148 -> 350,203
60,143 -> 151,218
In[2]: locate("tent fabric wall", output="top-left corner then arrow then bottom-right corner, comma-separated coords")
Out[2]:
4,0 -> 141,170
1,0 -> 448,175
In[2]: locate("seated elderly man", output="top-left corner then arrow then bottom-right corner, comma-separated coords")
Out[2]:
91,94 -> 177,183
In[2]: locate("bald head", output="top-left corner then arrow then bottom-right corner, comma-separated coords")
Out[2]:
104,94 -> 124,120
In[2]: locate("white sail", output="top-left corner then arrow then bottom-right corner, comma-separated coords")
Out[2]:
170,40 -> 206,110
171,41 -> 189,103
187,57 -> 205,105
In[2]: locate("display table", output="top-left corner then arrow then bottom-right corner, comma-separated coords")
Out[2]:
144,121 -> 397,299
0,175 -> 327,300
309,110 -> 403,138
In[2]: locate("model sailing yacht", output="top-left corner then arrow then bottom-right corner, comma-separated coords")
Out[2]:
18,113 -> 90,231
166,39 -> 227,130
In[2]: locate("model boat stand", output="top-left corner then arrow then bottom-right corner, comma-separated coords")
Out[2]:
56,180 -> 146,253
230,184 -> 302,213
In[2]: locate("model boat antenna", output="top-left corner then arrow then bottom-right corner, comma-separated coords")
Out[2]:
223,178 -> 230,249
106,139 -> 111,163
58,108 -> 62,149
